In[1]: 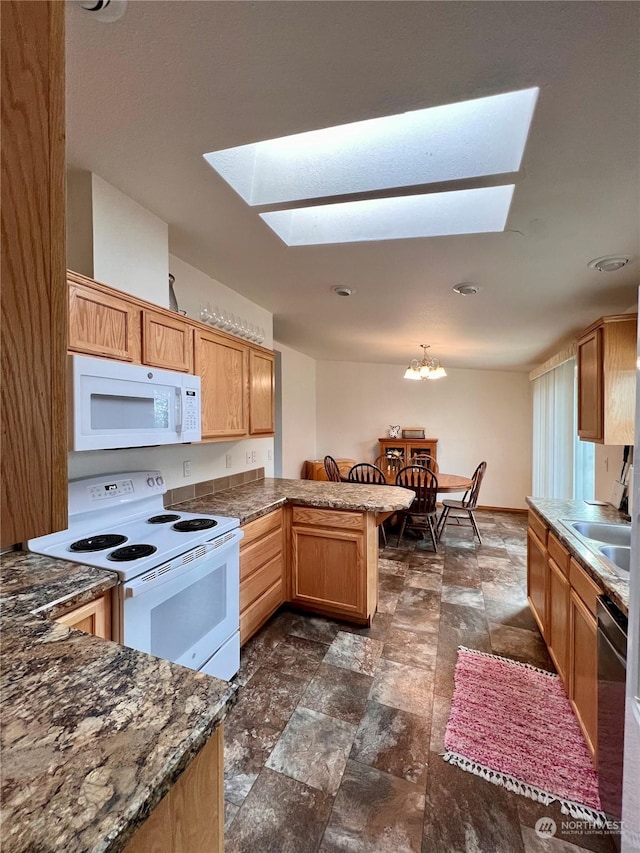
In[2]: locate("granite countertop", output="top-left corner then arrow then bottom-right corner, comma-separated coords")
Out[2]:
171,477 -> 415,524
1,551 -> 237,853
526,498 -> 630,614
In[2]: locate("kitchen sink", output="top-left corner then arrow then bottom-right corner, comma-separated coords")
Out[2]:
599,545 -> 631,575
567,521 -> 631,548
559,518 -> 633,580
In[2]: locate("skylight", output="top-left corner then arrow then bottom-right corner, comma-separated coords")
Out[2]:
204,88 -> 538,205
259,185 -> 515,246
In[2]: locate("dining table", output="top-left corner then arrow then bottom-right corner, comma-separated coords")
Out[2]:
375,460 -> 472,494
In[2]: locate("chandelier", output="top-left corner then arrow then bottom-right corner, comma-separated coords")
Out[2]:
403,344 -> 447,381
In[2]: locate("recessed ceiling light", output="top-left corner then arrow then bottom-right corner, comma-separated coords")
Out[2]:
204,88 -> 538,206
453,282 -> 480,296
260,185 -> 514,246
331,286 -> 355,297
587,256 -> 630,273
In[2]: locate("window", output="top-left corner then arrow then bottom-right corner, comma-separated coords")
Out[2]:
532,357 -> 594,499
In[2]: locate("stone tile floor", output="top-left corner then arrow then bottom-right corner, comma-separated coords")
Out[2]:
224,511 -> 616,853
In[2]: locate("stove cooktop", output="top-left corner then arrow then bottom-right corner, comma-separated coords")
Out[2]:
27,471 -> 240,581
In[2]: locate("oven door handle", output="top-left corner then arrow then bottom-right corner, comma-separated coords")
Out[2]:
123,529 -> 243,599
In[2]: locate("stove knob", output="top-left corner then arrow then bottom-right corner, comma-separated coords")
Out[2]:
146,477 -> 155,487
155,476 -> 164,487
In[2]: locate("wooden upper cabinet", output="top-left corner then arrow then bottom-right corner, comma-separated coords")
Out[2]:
69,276 -> 142,363
1,0 -> 68,546
142,310 -> 193,373
194,329 -> 248,439
577,314 -> 637,445
249,349 -> 275,435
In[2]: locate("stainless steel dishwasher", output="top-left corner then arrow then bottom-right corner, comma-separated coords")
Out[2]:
597,594 -> 628,843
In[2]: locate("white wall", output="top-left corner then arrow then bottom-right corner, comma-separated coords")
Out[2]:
316,361 -> 532,509
594,444 -> 625,503
91,174 -> 170,307
275,342 -> 317,479
169,254 -> 273,348
68,436 -> 273,491
66,170 -> 94,277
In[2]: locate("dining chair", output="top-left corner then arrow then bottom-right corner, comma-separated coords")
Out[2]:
411,454 -> 439,473
394,465 -> 439,551
348,463 -> 389,545
437,461 -> 487,542
348,463 -> 387,485
323,455 -> 343,482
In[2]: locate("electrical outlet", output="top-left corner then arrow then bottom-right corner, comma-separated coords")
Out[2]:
246,451 -> 252,464
225,454 -> 232,469
251,451 -> 257,463
268,448 -> 273,460
183,460 -> 192,478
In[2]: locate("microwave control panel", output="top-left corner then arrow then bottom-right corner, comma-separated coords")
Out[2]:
183,388 -> 200,433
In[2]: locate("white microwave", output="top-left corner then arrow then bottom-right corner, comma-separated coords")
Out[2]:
70,354 -> 202,451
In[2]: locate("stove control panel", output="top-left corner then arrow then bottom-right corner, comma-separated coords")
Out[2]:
88,479 -> 135,500
69,471 -> 167,516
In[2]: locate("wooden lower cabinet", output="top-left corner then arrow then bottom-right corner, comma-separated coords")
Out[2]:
526,526 -> 548,638
239,509 -> 285,645
547,558 -> 570,683
569,589 -> 598,760
55,592 -> 111,640
123,726 -> 223,853
289,507 -> 378,624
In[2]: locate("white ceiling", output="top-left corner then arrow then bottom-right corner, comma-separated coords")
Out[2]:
65,1 -> 640,371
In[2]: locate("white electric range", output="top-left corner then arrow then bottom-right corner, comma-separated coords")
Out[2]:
28,471 -> 243,680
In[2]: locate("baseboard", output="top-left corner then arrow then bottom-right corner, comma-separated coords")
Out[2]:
478,505 -> 528,514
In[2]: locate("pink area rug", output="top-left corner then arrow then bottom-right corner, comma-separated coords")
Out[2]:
444,647 -> 605,825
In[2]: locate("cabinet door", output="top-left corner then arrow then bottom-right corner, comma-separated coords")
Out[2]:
547,557 -> 570,686
577,327 -> 603,441
55,593 -> 111,640
194,329 -> 248,439
249,349 -> 275,435
142,310 -> 193,372
1,0 -> 67,547
527,527 -> 547,638
569,590 -> 598,760
69,281 -> 142,363
407,441 -> 438,464
290,525 -> 365,619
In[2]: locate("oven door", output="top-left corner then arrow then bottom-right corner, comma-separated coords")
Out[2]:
120,529 -> 241,673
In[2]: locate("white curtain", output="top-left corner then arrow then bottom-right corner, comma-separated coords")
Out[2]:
532,358 -> 594,499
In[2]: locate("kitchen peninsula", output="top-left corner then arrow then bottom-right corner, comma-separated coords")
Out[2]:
1,478 -> 412,852
173,477 -> 415,639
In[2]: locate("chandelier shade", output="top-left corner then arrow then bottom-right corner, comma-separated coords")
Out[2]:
403,345 -> 447,381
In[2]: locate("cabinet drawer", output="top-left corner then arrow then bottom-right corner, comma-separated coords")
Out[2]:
240,528 -> 283,582
569,558 -> 602,616
292,507 -> 364,530
241,553 -> 283,611
528,510 -> 548,546
240,579 -> 283,645
548,532 -> 570,576
241,509 -> 283,550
